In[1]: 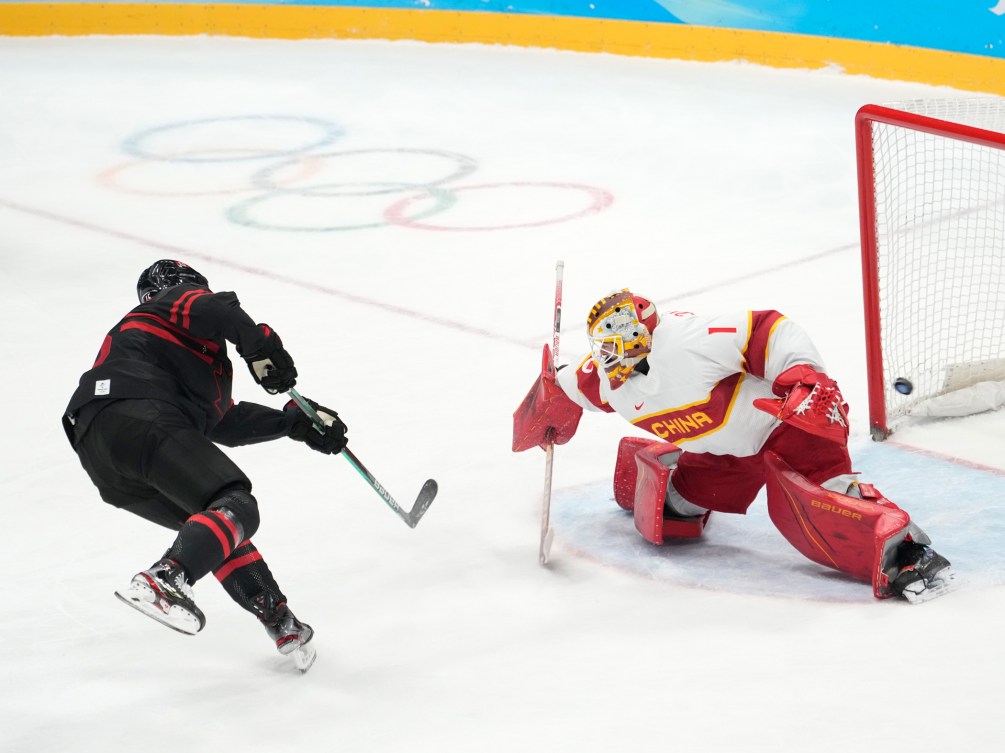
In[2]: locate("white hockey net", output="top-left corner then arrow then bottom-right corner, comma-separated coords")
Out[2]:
858,98 -> 1005,438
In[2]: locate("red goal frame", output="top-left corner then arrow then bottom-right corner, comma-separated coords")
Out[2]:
855,103 -> 1005,440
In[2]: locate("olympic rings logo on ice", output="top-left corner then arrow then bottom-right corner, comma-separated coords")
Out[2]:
99,115 -> 614,232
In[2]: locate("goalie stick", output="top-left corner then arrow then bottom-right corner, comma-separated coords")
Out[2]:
288,388 -> 437,528
540,260 -> 564,565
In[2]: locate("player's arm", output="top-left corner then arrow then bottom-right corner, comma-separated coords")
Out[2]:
556,354 -> 618,414
210,398 -> 347,454
694,310 -> 821,379
751,311 -> 827,382
187,290 -> 299,394
209,401 -> 292,446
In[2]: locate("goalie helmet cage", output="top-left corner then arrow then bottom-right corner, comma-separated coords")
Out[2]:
856,99 -> 1005,440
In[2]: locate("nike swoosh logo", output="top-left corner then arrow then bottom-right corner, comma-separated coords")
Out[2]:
635,402 -> 645,410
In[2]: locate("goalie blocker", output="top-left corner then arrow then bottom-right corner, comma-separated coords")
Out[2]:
614,438 -> 927,598
513,344 -> 583,452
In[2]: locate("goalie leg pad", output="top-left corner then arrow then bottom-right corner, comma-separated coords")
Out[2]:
764,452 -> 911,598
613,436 -> 655,511
632,442 -> 711,544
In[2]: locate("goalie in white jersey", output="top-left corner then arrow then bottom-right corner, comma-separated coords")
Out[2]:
513,288 -> 955,603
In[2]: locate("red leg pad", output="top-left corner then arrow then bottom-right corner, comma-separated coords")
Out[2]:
631,441 -> 710,544
764,451 -> 910,598
613,437 -> 654,511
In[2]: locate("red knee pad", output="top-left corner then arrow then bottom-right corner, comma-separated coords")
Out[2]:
613,437 -> 711,544
764,451 -> 910,598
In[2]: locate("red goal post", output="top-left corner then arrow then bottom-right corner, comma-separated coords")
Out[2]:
856,100 -> 1005,440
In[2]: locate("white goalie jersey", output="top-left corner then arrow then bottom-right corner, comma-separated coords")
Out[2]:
556,309 -> 828,457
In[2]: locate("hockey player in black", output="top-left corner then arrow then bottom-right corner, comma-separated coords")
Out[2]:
63,260 -> 346,670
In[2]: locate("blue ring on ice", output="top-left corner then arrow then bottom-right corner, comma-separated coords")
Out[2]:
123,115 -> 345,163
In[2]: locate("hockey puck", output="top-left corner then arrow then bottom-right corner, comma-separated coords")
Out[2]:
894,378 -> 914,395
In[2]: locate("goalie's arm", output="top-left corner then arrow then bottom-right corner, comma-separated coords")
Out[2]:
745,312 -> 849,444
555,354 -> 617,414
747,311 -> 827,382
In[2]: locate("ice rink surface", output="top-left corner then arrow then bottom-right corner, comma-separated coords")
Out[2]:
2,35 -> 1004,752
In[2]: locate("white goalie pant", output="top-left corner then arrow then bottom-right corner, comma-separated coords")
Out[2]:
665,478 -> 709,517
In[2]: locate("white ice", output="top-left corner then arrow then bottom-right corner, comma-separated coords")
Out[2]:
2,35 -> 1004,753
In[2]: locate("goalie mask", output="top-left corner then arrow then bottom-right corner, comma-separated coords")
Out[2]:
137,260 -> 209,304
587,289 -> 660,389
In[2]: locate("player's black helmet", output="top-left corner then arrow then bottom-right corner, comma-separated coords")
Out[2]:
136,260 -> 209,304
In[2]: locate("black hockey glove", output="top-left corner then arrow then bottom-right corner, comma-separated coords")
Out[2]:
239,324 -> 298,395
285,399 -> 348,455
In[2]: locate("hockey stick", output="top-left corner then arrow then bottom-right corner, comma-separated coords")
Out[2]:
288,388 -> 437,528
540,260 -> 564,565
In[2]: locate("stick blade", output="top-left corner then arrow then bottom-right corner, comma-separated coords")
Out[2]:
406,479 -> 438,528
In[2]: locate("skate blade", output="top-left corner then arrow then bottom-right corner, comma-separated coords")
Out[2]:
901,567 -> 958,605
114,589 -> 202,635
290,644 -> 317,673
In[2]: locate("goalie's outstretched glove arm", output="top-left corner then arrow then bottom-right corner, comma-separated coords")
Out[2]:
753,364 -> 849,445
285,398 -> 349,455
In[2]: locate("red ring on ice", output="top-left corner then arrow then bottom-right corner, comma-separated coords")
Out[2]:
383,182 -> 614,231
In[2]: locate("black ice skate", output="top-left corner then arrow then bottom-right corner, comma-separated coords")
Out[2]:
114,558 -> 206,635
891,541 -> 957,604
255,595 -> 316,673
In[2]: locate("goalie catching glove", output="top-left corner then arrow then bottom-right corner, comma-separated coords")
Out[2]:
285,398 -> 348,455
753,364 -> 849,445
239,324 -> 298,395
512,344 -> 584,452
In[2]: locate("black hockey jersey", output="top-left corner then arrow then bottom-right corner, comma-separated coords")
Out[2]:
64,284 -> 291,446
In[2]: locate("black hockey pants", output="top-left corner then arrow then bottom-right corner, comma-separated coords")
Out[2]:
71,398 -> 251,530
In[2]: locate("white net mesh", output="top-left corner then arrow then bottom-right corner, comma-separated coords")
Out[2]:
867,98 -> 1005,428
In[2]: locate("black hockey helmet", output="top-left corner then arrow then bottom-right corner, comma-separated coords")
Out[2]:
136,260 -> 209,303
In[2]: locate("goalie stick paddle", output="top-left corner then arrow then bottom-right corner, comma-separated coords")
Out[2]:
540,260 -> 564,565
288,388 -> 437,528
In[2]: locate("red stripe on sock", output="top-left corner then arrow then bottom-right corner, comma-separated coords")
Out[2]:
208,509 -> 239,542
213,550 -> 264,582
191,512 -> 234,559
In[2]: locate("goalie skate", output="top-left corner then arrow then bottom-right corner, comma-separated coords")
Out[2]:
892,544 -> 958,605
288,644 -> 317,673
114,559 -> 205,635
